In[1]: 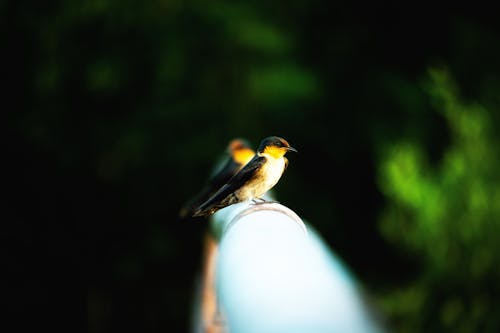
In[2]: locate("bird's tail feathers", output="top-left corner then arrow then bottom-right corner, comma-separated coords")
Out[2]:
192,192 -> 239,217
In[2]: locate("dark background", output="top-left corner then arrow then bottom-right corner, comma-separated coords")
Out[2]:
5,1 -> 500,332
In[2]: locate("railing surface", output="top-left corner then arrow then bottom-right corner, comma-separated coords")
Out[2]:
194,200 -> 385,333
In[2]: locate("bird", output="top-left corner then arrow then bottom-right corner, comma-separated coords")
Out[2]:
192,136 -> 297,217
179,138 -> 255,218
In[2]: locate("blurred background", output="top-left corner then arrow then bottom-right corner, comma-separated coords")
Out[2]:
5,1 -> 500,332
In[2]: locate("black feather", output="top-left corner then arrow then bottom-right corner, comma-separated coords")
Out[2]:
192,155 -> 266,216
179,157 -> 242,218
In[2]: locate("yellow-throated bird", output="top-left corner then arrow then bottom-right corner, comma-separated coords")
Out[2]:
192,136 -> 297,217
179,138 -> 255,218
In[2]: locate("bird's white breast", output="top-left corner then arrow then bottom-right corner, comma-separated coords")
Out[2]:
250,154 -> 285,198
235,154 -> 286,200
261,155 -> 286,188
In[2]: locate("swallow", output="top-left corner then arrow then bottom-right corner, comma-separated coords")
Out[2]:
192,136 -> 297,217
179,138 -> 255,218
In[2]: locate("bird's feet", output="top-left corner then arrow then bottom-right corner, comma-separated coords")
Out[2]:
251,198 -> 280,205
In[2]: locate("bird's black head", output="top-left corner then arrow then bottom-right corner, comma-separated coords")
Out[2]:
257,136 -> 297,156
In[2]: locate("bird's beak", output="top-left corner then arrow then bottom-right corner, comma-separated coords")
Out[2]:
287,146 -> 298,153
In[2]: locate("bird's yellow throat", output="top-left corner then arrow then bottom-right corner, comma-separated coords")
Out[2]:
262,146 -> 288,158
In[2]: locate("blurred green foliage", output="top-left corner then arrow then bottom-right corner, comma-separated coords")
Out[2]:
378,69 -> 500,332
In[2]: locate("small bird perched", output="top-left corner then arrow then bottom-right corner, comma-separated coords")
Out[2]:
192,136 -> 297,217
179,138 -> 255,218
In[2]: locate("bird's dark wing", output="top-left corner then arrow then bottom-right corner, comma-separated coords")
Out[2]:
179,157 -> 243,218
208,158 -> 242,190
192,156 -> 266,217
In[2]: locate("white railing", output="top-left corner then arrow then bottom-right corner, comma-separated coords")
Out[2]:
194,200 -> 385,333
